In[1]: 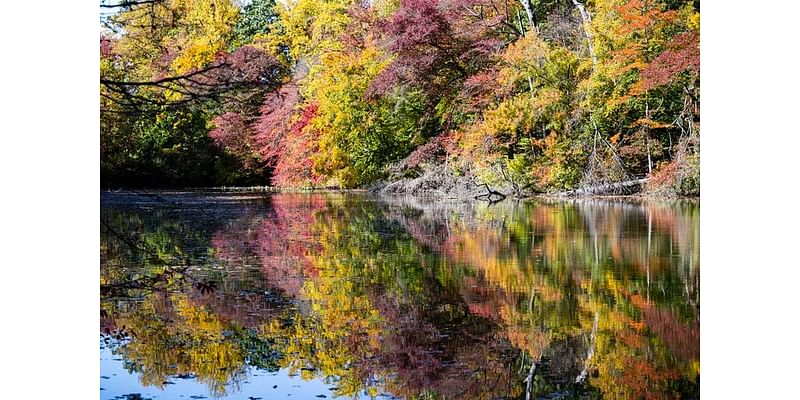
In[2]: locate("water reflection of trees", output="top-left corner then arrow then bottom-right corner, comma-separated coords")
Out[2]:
101,201 -> 287,397
383,197 -> 699,399
101,193 -> 699,399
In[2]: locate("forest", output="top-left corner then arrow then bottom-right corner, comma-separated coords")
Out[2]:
100,0 -> 700,196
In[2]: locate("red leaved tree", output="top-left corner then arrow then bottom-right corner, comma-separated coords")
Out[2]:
635,31 -> 700,94
370,0 -> 507,102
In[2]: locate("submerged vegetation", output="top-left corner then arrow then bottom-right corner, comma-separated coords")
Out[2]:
101,0 -> 699,196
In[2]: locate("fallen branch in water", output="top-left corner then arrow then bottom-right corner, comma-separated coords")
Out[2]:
559,178 -> 650,196
474,182 -> 507,203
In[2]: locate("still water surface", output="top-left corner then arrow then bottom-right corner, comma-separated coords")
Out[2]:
101,191 -> 699,399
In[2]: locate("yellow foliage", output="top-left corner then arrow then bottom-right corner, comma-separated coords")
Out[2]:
170,0 -> 239,73
498,32 -> 549,89
113,293 -> 246,396
274,0 -> 351,63
633,117 -> 671,129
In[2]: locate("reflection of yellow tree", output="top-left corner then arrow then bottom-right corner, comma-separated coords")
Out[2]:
113,293 -> 246,397
584,284 -> 690,400
262,199 -> 527,399
265,254 -> 384,397
397,198 -> 700,398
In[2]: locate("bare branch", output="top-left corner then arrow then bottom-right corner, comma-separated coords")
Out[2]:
100,0 -> 163,8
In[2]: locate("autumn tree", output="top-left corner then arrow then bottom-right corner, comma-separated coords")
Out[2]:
100,0 -> 287,186
100,0 -> 700,194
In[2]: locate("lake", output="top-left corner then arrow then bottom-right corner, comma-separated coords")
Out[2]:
100,191 -> 699,399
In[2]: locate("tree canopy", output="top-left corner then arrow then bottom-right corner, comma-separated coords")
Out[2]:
101,0 -> 699,194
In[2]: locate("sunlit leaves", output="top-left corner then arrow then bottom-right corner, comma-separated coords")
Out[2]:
101,0 -> 701,191
305,37 -> 425,187
635,31 -> 699,94
273,0 -> 352,64
169,0 -> 240,74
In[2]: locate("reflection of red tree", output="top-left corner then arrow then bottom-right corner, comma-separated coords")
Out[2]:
628,292 -> 700,362
618,358 -> 682,400
369,293 -> 443,390
367,287 -> 521,400
461,276 -> 508,322
392,213 -> 514,325
210,194 -> 327,298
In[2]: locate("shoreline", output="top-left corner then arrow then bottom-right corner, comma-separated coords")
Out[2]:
101,186 -> 698,201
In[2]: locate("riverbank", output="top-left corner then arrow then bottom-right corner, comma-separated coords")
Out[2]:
102,184 -> 697,202
365,162 -> 696,200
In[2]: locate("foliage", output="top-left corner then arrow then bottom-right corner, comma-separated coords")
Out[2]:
101,0 -> 285,186
231,0 -> 280,48
635,31 -> 700,94
101,0 -> 700,193
170,0 -> 240,74
308,50 -> 427,186
209,112 -> 260,170
270,101 -> 322,186
102,107 -> 222,186
646,138 -> 699,196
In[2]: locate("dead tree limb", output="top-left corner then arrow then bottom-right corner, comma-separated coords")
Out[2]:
578,119 -> 635,194
473,181 -> 507,203
100,0 -> 163,8
560,178 -> 649,196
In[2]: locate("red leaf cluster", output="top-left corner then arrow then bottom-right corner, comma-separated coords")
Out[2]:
209,81 -> 321,186
271,103 -> 322,186
253,84 -> 301,162
404,132 -> 457,169
459,69 -> 502,112
220,45 -> 282,84
369,0 -> 502,98
636,31 -> 699,93
251,85 -> 321,186
198,46 -> 282,89
210,112 -> 258,168
100,35 -> 114,58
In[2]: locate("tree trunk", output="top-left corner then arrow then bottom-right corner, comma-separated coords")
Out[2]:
571,0 -> 597,68
525,360 -> 537,400
519,0 -> 538,34
575,311 -> 599,384
646,103 -> 653,174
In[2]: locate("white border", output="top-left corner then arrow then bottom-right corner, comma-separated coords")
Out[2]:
0,0 -> 98,398
1,0 -> 799,398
